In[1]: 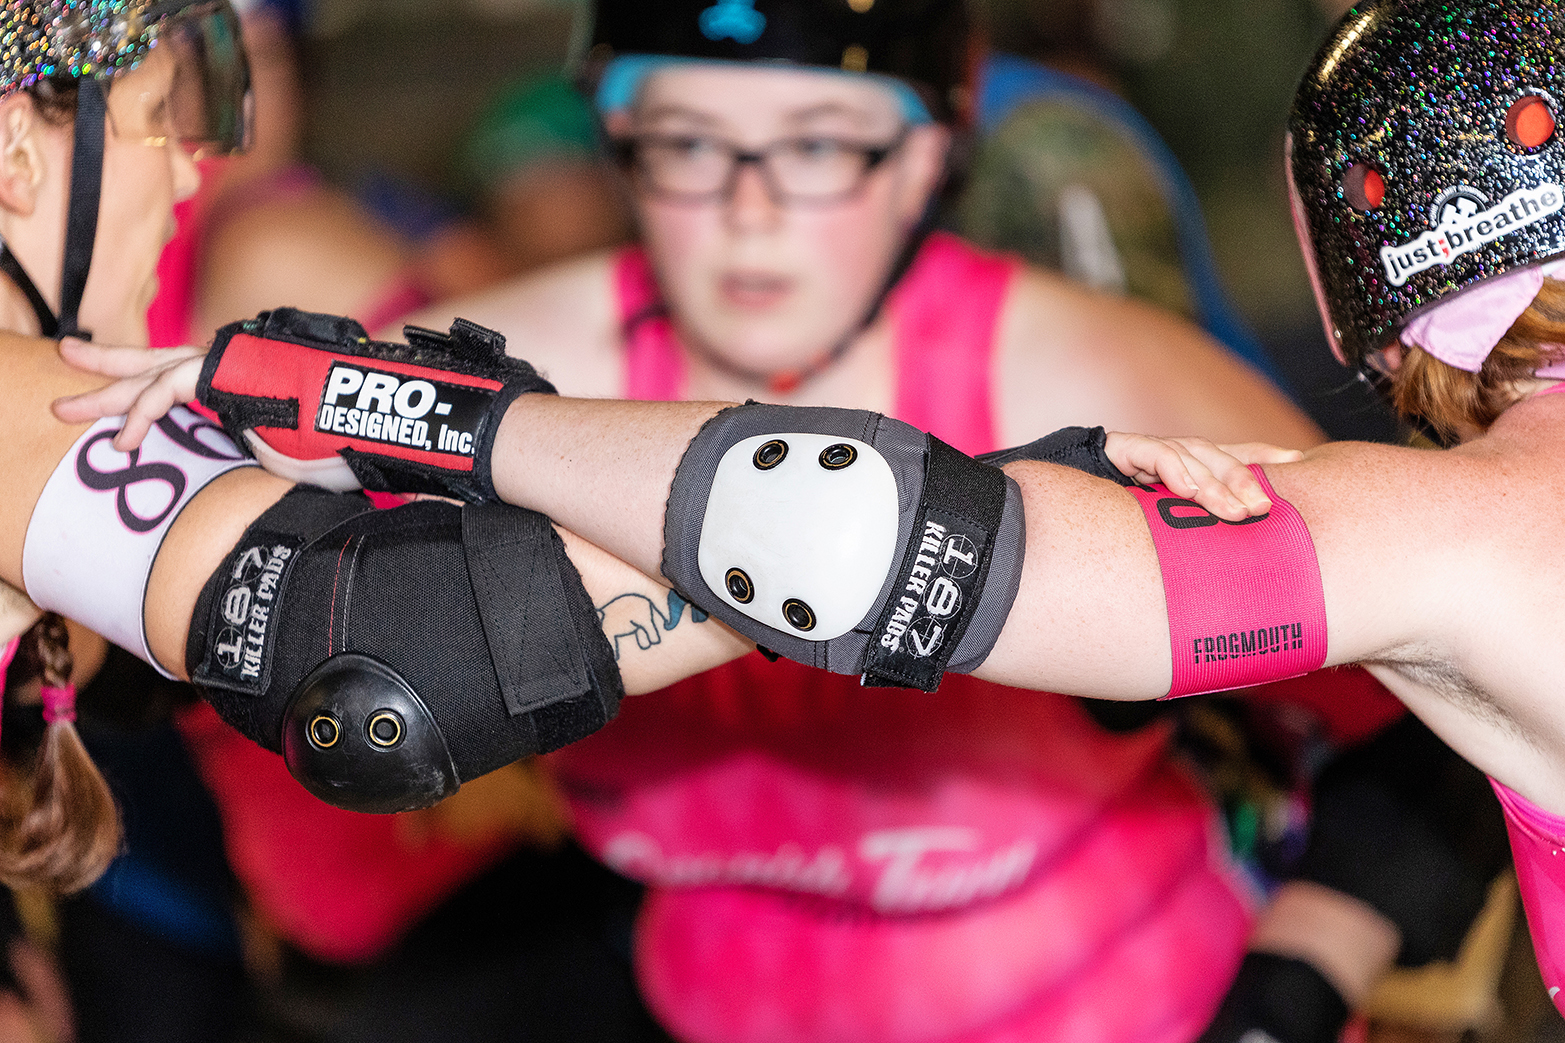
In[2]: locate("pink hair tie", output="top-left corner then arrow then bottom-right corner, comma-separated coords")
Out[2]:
41,684 -> 76,726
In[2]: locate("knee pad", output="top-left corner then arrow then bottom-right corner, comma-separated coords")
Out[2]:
187,488 -> 622,813
661,404 -> 1025,691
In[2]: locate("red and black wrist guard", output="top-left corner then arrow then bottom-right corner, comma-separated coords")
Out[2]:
198,308 -> 556,502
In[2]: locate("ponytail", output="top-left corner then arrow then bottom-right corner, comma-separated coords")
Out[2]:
0,614 -> 119,894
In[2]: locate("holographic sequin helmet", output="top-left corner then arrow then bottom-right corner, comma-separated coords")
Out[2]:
1288,0 -> 1565,374
0,0 -> 249,338
585,0 -> 973,124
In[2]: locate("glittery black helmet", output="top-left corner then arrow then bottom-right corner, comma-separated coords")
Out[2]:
584,0 -> 974,124
0,0 -> 250,339
1287,0 -> 1565,372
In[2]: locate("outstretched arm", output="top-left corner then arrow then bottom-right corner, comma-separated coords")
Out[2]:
0,330 -> 750,815
55,323 -> 1552,807
483,393 -> 1554,805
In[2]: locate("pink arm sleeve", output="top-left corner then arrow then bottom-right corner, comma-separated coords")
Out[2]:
1127,467 -> 1328,698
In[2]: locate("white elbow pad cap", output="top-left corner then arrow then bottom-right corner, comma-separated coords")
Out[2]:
697,433 -> 900,641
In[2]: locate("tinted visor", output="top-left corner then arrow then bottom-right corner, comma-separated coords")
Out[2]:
118,1 -> 251,156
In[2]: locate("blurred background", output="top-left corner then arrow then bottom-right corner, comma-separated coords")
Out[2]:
289,0 -> 1392,440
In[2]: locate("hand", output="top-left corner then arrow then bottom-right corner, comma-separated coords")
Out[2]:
1105,433 -> 1304,522
50,338 -> 205,451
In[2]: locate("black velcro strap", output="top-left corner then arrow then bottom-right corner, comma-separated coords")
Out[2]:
860,437 -> 1008,691
978,426 -> 1134,486
462,503 -> 590,715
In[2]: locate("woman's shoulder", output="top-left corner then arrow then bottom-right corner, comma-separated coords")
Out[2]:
399,250 -> 625,397
993,267 -> 1324,448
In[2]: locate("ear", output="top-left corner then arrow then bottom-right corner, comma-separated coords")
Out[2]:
893,124 -> 952,228
0,94 -> 46,217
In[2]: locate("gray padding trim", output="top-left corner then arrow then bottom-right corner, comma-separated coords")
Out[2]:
947,474 -> 1025,673
663,404 -> 1024,682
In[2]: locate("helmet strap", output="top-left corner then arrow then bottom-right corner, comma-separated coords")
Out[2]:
56,76 -> 106,341
0,241 -> 61,337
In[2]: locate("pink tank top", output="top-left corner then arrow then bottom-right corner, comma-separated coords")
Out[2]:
1492,781 -> 1565,1011
551,233 -> 1251,1043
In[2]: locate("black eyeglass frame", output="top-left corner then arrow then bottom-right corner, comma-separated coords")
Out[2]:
610,126 -> 913,204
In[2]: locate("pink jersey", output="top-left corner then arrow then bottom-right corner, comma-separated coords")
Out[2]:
550,233 -> 1253,1043
1494,779 -> 1565,1012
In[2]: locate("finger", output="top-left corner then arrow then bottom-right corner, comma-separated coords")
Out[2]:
1215,442 -> 1306,466
1170,438 -> 1274,515
50,373 -> 157,424
113,372 -> 191,451
58,338 -> 202,378
1165,448 -> 1256,521
1112,436 -> 1201,497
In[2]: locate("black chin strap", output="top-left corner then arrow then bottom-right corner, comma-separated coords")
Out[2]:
625,222 -> 933,394
0,242 -> 59,337
0,77 -> 106,341
56,76 -> 106,341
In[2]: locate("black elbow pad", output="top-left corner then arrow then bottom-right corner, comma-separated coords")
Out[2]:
187,487 -> 622,813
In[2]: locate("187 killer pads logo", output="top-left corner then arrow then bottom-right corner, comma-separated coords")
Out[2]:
878,519 -> 979,659
315,363 -> 494,458
201,533 -> 302,692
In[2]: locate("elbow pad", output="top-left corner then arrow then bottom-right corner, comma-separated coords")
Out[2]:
662,404 -> 1025,691
187,488 -> 622,813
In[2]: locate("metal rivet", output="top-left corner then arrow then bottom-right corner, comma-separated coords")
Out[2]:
367,710 -> 404,749
754,439 -> 788,469
818,443 -> 857,469
726,568 -> 755,603
308,714 -> 341,750
782,598 -> 816,631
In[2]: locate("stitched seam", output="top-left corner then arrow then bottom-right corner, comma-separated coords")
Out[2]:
327,538 -> 352,656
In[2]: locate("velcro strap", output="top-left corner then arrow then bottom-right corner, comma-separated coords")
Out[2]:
461,504 -> 593,716
860,437 -> 1008,691
1127,466 -> 1327,697
978,426 -> 1135,486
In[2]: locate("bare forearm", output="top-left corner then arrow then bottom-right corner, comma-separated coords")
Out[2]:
493,396 -> 1180,699
491,394 -> 726,578
973,462 -> 1173,697
557,527 -> 753,694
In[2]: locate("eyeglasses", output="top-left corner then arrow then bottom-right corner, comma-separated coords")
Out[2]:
613,128 -> 910,204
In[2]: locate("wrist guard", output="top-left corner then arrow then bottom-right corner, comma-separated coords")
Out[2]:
662,404 -> 1025,691
188,487 -> 621,813
198,307 -> 556,502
